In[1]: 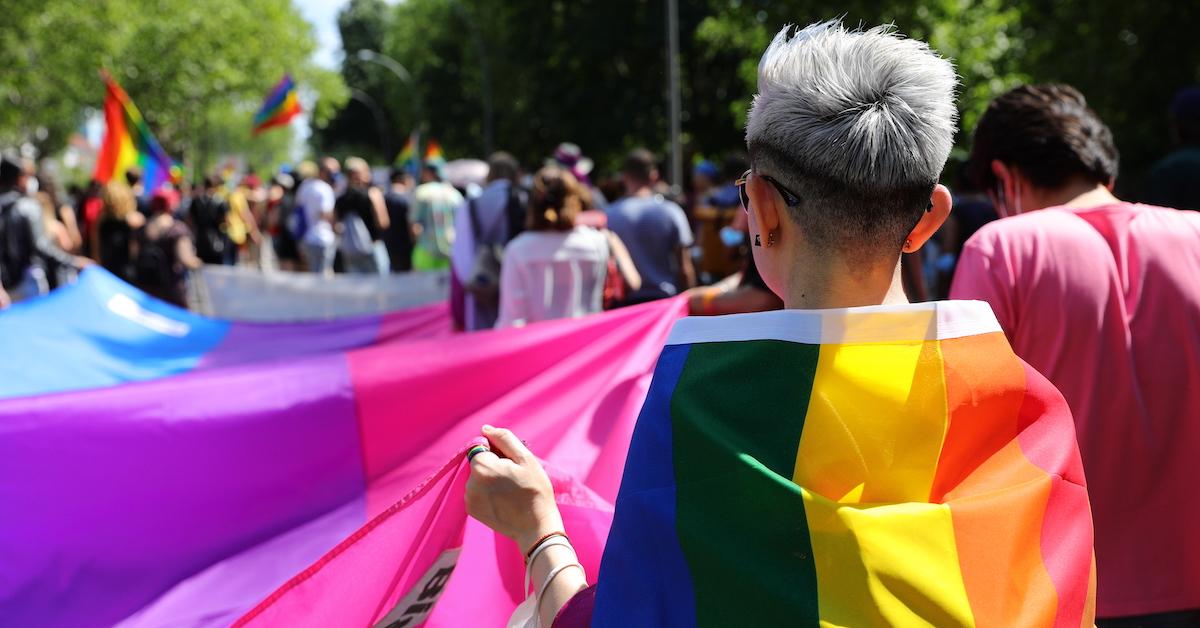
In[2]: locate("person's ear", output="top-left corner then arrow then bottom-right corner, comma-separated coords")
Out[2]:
903,184 -> 952,253
746,173 -> 781,247
989,160 -> 1019,218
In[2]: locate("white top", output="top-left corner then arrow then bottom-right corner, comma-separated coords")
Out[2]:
665,300 -> 1003,346
296,178 -> 336,247
495,227 -> 610,329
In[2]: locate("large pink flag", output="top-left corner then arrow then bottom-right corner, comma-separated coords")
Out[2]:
2,297 -> 686,626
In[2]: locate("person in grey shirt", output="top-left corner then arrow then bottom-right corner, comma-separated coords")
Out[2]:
604,148 -> 695,304
0,157 -> 85,306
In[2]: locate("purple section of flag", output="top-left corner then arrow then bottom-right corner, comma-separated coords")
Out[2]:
197,319 -> 382,370
0,354 -> 366,628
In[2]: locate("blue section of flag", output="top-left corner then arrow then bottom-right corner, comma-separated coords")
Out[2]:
592,343 -> 697,627
0,267 -> 230,399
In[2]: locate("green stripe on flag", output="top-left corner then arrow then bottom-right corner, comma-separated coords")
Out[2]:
672,340 -> 822,627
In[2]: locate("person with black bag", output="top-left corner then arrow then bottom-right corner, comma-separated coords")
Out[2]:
452,152 -> 529,330
187,176 -> 232,266
0,157 -> 85,306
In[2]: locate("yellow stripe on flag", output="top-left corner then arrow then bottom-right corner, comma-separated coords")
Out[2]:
802,491 -> 976,627
793,339 -> 949,504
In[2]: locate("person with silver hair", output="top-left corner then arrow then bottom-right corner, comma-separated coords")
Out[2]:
460,21 -> 1095,627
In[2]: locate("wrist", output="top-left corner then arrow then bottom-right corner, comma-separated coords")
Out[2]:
517,512 -> 565,553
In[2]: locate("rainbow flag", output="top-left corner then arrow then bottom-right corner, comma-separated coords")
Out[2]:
424,139 -> 445,165
594,302 -> 1096,626
252,74 -> 302,135
395,132 -> 419,173
92,71 -> 177,195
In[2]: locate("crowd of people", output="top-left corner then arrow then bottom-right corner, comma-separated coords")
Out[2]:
3,17 -> 1200,627
460,21 -> 1200,628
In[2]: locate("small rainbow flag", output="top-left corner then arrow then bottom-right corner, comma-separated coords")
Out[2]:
594,302 -> 1096,626
424,139 -> 445,165
252,75 -> 302,135
395,132 -> 419,173
93,71 -> 177,195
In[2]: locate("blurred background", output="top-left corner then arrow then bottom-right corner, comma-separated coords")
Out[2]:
3,0 -> 1198,196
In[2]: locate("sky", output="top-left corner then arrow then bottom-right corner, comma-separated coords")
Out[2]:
297,0 -> 350,69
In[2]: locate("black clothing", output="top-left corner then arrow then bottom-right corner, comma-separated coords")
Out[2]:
383,189 -> 413,272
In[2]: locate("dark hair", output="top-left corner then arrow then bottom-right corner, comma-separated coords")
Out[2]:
125,167 -> 143,187
621,148 -> 657,184
969,84 -> 1118,192
1,157 -> 22,187
487,151 -> 520,183
528,166 -> 582,232
204,175 -> 223,190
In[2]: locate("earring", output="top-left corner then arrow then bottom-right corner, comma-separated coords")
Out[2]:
905,239 -> 912,250
754,234 -> 761,247
766,230 -> 777,247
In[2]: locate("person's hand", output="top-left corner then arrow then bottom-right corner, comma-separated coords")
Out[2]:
73,256 -> 95,269
465,425 -> 563,551
0,287 -> 10,310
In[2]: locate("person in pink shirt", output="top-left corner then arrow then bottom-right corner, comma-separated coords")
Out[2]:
952,84 -> 1200,626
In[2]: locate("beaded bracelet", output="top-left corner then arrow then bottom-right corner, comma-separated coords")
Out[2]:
524,531 -> 569,561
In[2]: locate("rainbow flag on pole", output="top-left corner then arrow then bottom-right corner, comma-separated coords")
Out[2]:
93,71 -> 177,194
395,132 -> 420,174
424,139 -> 445,166
252,74 -> 302,135
594,302 -> 1096,626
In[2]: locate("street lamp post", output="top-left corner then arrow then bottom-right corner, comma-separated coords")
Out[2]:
357,49 -> 423,165
348,88 -> 391,162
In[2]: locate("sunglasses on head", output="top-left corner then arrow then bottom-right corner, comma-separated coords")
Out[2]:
735,169 -> 802,213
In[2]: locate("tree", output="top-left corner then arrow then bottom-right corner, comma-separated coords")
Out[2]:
312,0 -> 398,162
0,0 -> 347,176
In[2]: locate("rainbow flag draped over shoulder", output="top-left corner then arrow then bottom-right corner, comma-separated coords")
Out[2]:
93,71 -> 177,193
594,301 -> 1096,627
252,74 -> 302,135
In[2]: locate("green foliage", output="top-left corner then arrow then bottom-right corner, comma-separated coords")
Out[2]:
0,0 -> 346,176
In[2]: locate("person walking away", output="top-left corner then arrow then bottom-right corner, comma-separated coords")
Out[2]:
411,163 -> 463,271
494,166 -> 615,328
295,158 -> 340,276
465,22 -> 1096,627
952,84 -> 1200,626
187,176 -> 232,266
133,188 -> 202,308
36,188 -> 77,288
605,148 -> 695,304
265,173 -> 300,271
0,158 -> 85,306
382,169 -> 415,273
92,181 -> 145,281
452,151 -> 529,330
335,157 -> 390,275
225,174 -> 264,267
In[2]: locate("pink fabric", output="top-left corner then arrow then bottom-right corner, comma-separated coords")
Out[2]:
235,298 -> 688,625
951,202 -> 1200,617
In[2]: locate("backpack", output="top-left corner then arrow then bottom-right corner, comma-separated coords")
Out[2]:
464,184 -> 529,306
190,195 -> 228,263
0,192 -> 34,290
134,230 -> 176,291
340,211 -> 375,256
